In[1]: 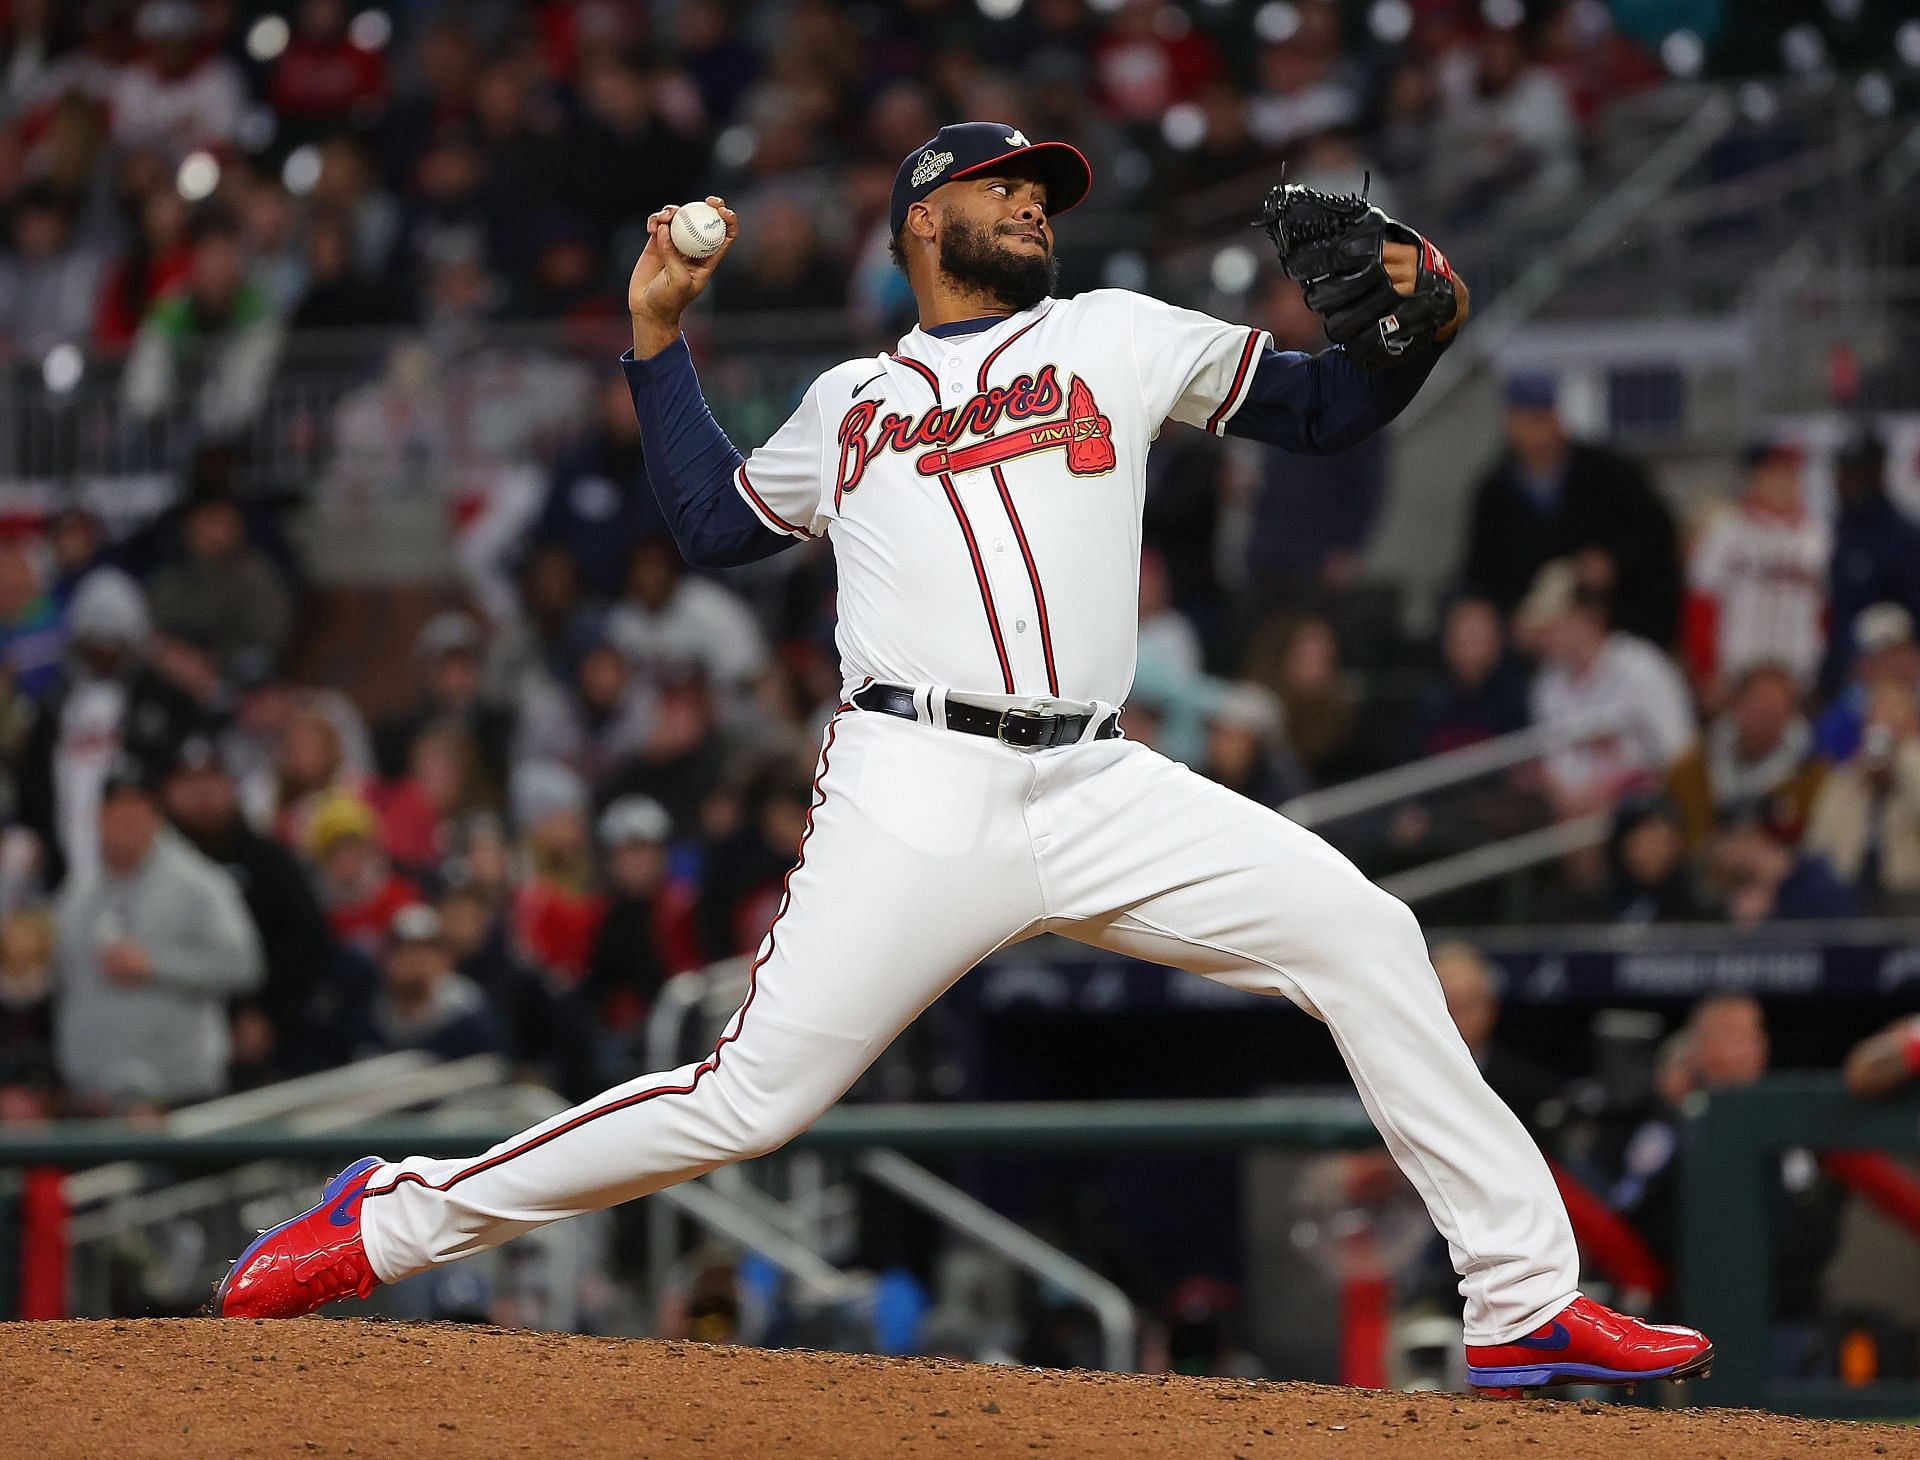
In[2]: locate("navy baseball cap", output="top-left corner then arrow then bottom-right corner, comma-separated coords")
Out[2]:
1503,371 -> 1558,410
889,122 -> 1092,237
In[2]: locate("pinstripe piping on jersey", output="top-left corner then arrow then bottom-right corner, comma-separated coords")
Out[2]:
976,308 -> 1063,697
987,464 -> 1060,697
735,463 -> 816,538
889,352 -> 940,393
890,350 -> 1019,695
975,306 -> 1053,390
358,712 -> 850,1205
1204,328 -> 1263,436
936,470 -> 1018,693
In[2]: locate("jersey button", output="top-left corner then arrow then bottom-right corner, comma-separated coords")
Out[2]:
1015,619 -> 1029,632
946,356 -> 962,367
994,539 -> 1007,552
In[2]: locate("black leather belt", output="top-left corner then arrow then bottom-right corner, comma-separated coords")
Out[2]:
852,682 -> 1120,749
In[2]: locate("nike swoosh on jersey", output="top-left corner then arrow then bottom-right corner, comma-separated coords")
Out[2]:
852,371 -> 887,397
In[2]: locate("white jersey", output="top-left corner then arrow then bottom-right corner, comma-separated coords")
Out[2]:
1687,503 -> 1830,686
731,291 -> 1270,707
1531,632 -> 1697,799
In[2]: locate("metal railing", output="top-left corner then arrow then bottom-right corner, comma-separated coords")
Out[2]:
1279,717 -> 1608,830
1279,714 -> 1622,907
0,1100 -> 1382,1167
1394,89 -> 1737,435
654,1177 -> 867,1306
1378,812 -> 1612,908
63,1051 -> 452,1208
858,1148 -> 1137,1372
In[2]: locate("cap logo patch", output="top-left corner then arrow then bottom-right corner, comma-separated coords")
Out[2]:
911,149 -> 955,187
1005,130 -> 1030,147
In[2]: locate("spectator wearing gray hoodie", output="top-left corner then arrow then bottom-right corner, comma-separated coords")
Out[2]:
54,761 -> 263,1110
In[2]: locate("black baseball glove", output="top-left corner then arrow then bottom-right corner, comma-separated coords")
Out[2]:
1255,180 -> 1458,370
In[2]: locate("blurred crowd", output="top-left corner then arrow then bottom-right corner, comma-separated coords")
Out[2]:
0,0 -> 1714,377
1,361 -> 1907,1119
0,0 -> 1910,1124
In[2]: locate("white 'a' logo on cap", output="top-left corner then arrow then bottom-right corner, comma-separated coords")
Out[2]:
1005,129 -> 1030,147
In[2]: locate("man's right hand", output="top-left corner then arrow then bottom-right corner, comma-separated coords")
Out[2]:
629,195 -> 739,359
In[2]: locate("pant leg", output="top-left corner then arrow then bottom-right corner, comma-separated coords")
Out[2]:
1031,738 -> 1578,1343
359,712 -> 1046,1282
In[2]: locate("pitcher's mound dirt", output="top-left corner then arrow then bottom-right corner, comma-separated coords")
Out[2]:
1,1319 -> 1911,1458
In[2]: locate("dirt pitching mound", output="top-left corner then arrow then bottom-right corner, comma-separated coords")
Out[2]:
1,1319 -> 1911,1458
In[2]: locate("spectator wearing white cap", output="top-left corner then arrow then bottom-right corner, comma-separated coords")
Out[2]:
17,568 -> 205,886
585,796 -> 682,1034
1803,680 -> 1920,916
1814,603 -> 1919,764
374,611 -> 515,786
109,1 -> 246,156
1521,559 -> 1696,817
1199,682 -> 1311,808
365,903 -> 506,1063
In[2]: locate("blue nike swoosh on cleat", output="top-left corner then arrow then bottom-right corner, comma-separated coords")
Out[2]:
1514,1321 -> 1572,1352
327,1173 -> 374,1227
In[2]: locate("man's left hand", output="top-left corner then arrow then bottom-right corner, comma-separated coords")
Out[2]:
1258,180 -> 1465,366
1383,239 -> 1469,342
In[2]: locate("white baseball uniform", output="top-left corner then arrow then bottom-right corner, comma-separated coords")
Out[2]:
1686,501 -> 1831,688
357,292 -> 1580,1344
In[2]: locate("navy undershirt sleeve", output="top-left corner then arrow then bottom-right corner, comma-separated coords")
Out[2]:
1222,340 -> 1445,455
621,339 -> 798,568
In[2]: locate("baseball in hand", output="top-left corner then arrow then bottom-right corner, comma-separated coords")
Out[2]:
669,201 -> 727,259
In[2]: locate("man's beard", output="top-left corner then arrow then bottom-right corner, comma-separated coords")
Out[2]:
937,214 -> 1058,311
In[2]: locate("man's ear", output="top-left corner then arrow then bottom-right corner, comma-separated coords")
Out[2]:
907,200 -> 937,249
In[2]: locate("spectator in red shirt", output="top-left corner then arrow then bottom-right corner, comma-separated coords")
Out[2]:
1090,0 -> 1221,124
269,0 -> 387,138
508,759 -> 605,986
307,789 -> 419,955
367,720 -> 486,883
93,183 -> 193,351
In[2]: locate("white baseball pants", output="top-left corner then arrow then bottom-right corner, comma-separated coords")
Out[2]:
357,708 -> 1579,1343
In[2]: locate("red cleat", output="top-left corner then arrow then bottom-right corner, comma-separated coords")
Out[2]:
1466,1295 -> 1713,1393
215,1157 -> 384,1318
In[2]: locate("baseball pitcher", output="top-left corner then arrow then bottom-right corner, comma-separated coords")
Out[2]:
218,122 -> 1712,1395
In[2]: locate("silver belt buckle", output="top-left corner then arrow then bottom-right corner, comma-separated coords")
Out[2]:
996,707 -> 1054,747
